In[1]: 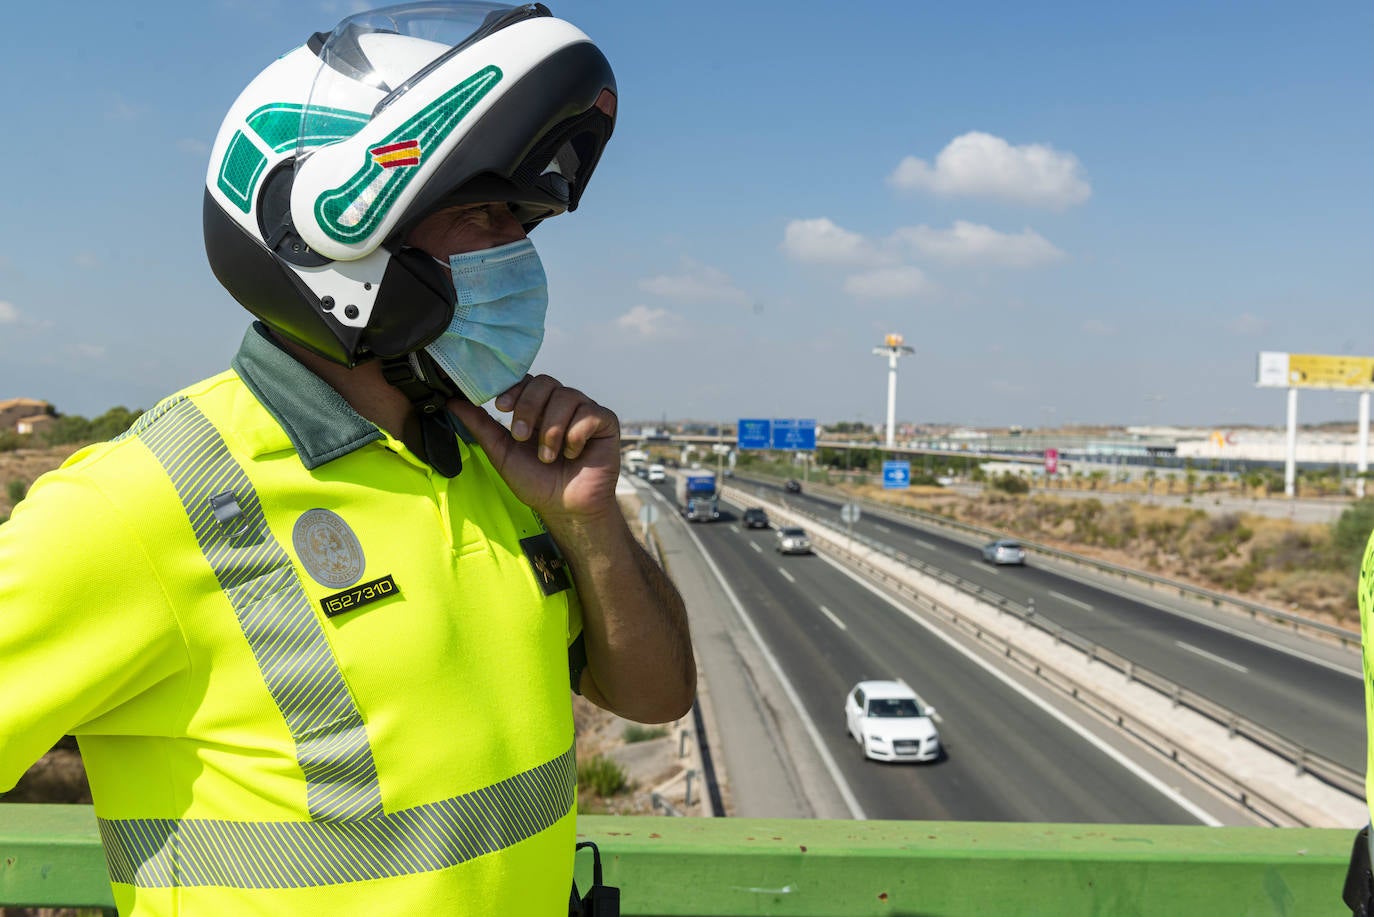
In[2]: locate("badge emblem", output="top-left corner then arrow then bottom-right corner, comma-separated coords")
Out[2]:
292,509 -> 365,588
519,532 -> 571,596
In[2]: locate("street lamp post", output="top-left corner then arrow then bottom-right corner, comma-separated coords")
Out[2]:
872,333 -> 914,449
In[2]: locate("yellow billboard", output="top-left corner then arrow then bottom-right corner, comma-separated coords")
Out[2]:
1256,351 -> 1374,391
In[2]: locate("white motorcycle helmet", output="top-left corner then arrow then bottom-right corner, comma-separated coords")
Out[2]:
204,1 -> 616,369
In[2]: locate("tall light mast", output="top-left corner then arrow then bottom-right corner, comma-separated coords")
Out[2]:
872,333 -> 914,448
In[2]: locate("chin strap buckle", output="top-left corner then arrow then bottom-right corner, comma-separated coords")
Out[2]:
379,355 -> 463,478
569,840 -> 619,917
380,355 -> 448,415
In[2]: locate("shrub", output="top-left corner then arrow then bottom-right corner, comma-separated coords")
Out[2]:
622,724 -> 668,744
577,755 -> 629,797
991,473 -> 1029,495
1332,499 -> 1374,571
6,479 -> 25,504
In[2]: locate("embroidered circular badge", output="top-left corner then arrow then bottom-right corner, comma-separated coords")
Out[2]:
292,509 -> 365,588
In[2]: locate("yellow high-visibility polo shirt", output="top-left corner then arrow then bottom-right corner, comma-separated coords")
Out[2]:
1361,530 -> 1374,832
0,323 -> 584,915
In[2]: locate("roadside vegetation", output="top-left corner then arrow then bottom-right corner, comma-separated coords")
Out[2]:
0,407 -> 142,524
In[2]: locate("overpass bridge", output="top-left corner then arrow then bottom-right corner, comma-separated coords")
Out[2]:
0,805 -> 1354,914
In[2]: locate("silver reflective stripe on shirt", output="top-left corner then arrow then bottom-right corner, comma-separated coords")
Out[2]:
134,397 -> 383,821
99,746 -> 576,888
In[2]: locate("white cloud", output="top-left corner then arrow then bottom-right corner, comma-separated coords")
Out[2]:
639,258 -> 748,305
888,131 -> 1091,209
73,252 -> 101,270
104,95 -> 144,122
843,266 -> 931,300
1082,319 -> 1116,336
780,218 -> 892,267
0,301 -> 18,323
1225,313 -> 1270,336
616,305 -> 683,339
71,343 -> 107,359
177,137 -> 211,156
892,221 -> 1064,268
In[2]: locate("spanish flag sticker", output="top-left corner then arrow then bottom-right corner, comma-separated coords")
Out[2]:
370,140 -> 422,169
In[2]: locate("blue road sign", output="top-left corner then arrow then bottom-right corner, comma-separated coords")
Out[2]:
882,460 -> 911,489
737,418 -> 771,450
771,418 -> 817,451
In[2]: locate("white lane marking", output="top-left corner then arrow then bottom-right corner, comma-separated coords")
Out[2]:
814,551 -> 1224,827
778,567 -> 796,583
982,566 -> 999,575
1176,641 -> 1249,674
915,539 -> 937,551
749,541 -> 763,554
678,521 -> 867,819
875,524 -> 893,533
819,605 -> 848,631
1050,590 -> 1094,611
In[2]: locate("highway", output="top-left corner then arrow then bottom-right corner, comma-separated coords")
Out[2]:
650,476 -> 1211,824
730,476 -> 1366,775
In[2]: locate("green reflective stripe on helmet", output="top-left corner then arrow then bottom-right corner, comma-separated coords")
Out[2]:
313,66 -> 502,244
137,398 -> 383,822
217,130 -> 268,214
246,103 -> 370,154
99,746 -> 575,888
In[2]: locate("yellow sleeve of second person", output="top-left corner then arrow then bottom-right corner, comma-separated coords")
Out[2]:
0,444 -> 188,791
1360,530 -> 1374,826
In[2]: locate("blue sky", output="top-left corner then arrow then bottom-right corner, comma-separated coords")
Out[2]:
1,1 -> 1369,430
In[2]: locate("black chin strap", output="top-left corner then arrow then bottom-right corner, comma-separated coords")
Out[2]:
380,354 -> 463,478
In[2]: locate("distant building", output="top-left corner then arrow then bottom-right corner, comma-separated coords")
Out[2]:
16,414 -> 56,435
0,398 -> 55,434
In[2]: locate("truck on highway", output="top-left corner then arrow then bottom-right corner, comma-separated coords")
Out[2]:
675,469 -> 720,522
624,448 -> 649,476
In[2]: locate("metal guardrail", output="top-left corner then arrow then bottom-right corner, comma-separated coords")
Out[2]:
722,484 -> 1362,823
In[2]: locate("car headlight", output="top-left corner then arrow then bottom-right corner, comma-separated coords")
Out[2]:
867,735 -> 886,745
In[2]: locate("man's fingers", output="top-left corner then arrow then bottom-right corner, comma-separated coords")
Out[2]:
493,375 -> 533,416
506,374 -> 559,441
534,386 -> 590,463
562,402 -> 613,460
445,398 -> 507,456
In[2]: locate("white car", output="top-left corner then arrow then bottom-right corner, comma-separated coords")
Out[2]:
844,680 -> 941,763
646,464 -> 666,483
981,539 -> 1025,566
775,526 -> 811,554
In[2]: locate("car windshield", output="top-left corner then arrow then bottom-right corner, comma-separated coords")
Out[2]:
998,542 -> 1021,549
868,698 -> 922,718
781,528 -> 806,537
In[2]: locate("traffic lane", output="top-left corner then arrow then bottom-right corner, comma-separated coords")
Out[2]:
699,515 -> 1202,824
753,480 -> 1364,771
853,520 -> 1364,773
984,562 -> 1365,770
761,531 -> 1204,826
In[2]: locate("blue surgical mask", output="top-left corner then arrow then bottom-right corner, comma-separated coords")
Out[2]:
424,238 -> 548,405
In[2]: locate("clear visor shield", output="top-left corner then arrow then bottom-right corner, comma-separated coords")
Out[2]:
297,1 -> 545,162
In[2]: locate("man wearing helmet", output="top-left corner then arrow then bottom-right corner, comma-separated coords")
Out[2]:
0,4 -> 693,915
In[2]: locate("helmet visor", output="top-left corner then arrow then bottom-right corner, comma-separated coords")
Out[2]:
297,2 -> 548,162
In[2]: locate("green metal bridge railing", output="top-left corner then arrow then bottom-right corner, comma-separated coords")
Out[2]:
0,804 -> 1355,915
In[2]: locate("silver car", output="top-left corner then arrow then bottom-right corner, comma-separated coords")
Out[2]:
775,526 -> 812,555
982,539 -> 1025,565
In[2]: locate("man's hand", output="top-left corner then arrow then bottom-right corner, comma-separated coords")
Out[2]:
448,374 -> 696,723
445,374 -> 621,523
